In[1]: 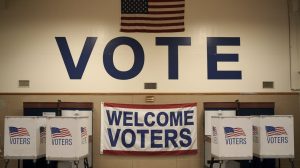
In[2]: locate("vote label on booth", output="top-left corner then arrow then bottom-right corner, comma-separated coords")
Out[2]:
100,102 -> 197,155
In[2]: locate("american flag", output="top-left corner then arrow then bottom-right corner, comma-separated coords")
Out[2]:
81,127 -> 87,137
253,126 -> 258,136
212,126 -> 217,136
121,0 -> 185,33
40,127 -> 46,138
224,127 -> 246,138
51,127 -> 72,138
265,126 -> 287,136
9,127 -> 30,137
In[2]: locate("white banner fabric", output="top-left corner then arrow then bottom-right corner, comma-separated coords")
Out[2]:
100,102 -> 197,155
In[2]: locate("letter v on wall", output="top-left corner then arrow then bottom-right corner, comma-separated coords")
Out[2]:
55,37 -> 97,79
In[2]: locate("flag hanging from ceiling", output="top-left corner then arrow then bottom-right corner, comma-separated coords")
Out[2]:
121,0 -> 185,33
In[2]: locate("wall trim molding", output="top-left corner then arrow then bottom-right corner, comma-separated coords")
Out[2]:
23,102 -> 93,109
0,92 -> 298,96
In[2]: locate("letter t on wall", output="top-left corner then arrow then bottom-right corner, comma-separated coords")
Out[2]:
156,37 -> 191,79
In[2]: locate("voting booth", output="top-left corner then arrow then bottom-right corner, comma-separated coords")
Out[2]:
4,116 -> 46,159
211,116 -> 253,160
46,116 -> 89,161
204,110 -> 236,168
252,115 -> 294,158
205,110 -> 236,135
61,110 -> 93,168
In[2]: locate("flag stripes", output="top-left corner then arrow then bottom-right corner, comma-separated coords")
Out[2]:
121,22 -> 184,26
212,126 -> 217,136
121,16 -> 184,20
148,4 -> 184,8
252,126 -> 258,136
121,28 -> 184,33
81,127 -> 88,137
40,127 -> 46,138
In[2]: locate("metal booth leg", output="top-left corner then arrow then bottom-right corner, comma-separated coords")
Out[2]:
84,157 -> 89,168
74,160 -> 80,168
4,159 -> 9,168
289,158 -> 295,168
259,158 -> 263,168
248,160 -> 253,168
209,157 -> 215,168
47,160 -> 51,168
218,160 -> 222,168
33,159 -> 37,168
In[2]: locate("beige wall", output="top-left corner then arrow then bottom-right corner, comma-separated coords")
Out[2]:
0,93 -> 298,168
290,0 -> 300,90
0,0 -> 293,92
0,0 -> 299,167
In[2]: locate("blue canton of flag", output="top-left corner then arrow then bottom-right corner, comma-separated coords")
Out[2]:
265,126 -> 287,136
224,127 -> 246,138
9,127 -> 30,137
121,0 -> 185,33
122,0 -> 148,14
51,127 -> 72,138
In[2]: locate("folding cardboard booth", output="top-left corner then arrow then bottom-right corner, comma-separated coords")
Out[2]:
4,116 -> 46,160
211,116 -> 253,160
46,116 -> 89,161
252,115 -> 294,158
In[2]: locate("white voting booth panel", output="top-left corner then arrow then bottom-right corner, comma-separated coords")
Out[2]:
205,141 -> 240,168
252,115 -> 294,158
61,110 -> 93,168
211,116 -> 253,160
4,116 -> 46,159
205,110 -> 236,135
62,110 -> 92,135
46,117 -> 89,161
204,110 -> 236,168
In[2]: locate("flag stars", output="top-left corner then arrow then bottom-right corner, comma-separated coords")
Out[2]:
121,0 -> 148,14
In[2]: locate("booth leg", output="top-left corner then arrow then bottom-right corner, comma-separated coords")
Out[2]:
251,159 -> 256,168
4,159 -> 9,168
218,160 -> 222,168
84,157 -> 89,168
289,158 -> 295,168
47,160 -> 51,168
33,159 -> 37,168
74,160 -> 79,168
259,158 -> 263,168
209,157 -> 215,168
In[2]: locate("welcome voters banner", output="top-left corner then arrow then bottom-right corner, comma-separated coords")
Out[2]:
100,102 -> 197,155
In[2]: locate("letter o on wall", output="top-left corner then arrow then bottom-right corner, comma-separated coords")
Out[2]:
103,37 -> 145,80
